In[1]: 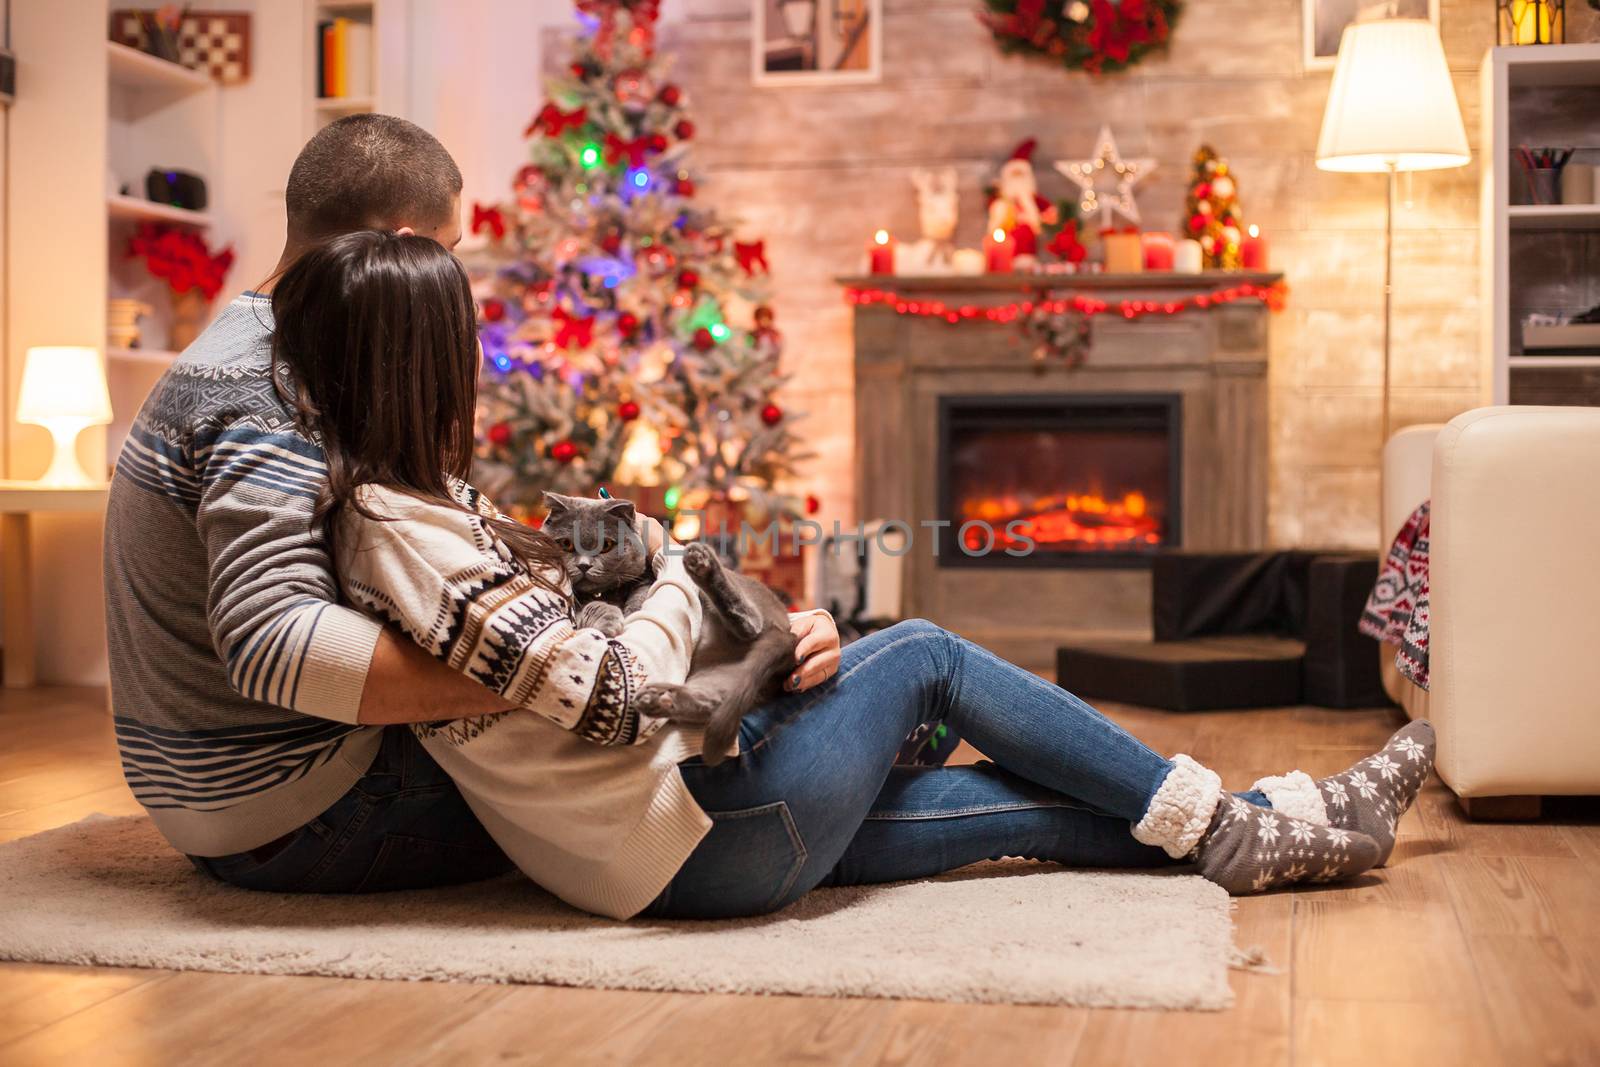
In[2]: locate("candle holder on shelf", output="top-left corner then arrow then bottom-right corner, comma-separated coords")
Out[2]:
1497,0 -> 1564,45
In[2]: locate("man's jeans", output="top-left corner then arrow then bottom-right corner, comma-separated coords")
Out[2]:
645,619 -> 1271,919
190,727 -> 512,893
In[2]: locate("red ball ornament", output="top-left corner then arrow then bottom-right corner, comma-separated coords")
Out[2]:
659,84 -> 682,106
571,62 -> 588,79
678,269 -> 699,290
549,439 -> 579,464
760,403 -> 783,426
616,311 -> 640,336
480,298 -> 506,323
487,422 -> 513,447
692,327 -> 715,351
645,132 -> 669,154
805,493 -> 821,515
675,177 -> 695,197
1187,214 -> 1206,234
618,400 -> 641,421
673,119 -> 695,141
601,232 -> 622,254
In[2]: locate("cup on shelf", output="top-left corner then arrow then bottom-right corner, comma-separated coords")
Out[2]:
1560,164 -> 1596,205
1524,167 -> 1561,205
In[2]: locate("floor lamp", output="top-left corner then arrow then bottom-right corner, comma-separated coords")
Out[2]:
1314,19 -> 1470,448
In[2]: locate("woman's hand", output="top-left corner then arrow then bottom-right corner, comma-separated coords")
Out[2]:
635,514 -> 667,556
785,611 -> 841,692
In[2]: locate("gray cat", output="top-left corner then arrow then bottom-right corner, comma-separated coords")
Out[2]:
541,492 -> 798,765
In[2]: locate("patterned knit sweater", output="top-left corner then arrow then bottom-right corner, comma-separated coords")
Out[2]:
106,293 -> 386,857
335,483 -> 711,919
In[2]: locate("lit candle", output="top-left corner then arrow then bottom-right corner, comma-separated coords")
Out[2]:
1174,238 -> 1203,274
868,229 -> 897,274
984,227 -> 1016,273
1142,231 -> 1175,271
1240,224 -> 1269,270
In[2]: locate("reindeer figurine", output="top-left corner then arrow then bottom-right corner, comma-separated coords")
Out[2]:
902,167 -> 959,275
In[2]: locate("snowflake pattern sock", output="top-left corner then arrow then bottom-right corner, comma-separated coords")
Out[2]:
1300,720 -> 1436,867
1193,796 -> 1383,895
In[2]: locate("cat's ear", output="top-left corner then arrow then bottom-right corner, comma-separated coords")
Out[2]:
542,491 -> 577,518
603,497 -> 637,524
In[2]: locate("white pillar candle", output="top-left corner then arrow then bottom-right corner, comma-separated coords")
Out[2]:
951,248 -> 986,276
1174,239 -> 1204,274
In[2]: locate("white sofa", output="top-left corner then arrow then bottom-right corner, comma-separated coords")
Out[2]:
1381,407 -> 1600,819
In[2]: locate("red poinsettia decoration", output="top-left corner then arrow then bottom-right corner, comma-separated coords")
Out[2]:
127,223 -> 235,300
978,0 -> 1181,75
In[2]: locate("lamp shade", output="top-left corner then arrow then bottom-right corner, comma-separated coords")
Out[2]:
1315,19 -> 1470,174
16,347 -> 114,426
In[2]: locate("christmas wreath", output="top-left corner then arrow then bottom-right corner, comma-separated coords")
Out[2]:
978,0 -> 1183,75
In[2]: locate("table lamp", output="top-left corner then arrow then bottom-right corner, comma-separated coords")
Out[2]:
16,346 -> 114,487
1315,18 -> 1470,446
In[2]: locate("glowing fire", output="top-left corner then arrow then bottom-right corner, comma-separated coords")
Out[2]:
960,489 -> 1162,551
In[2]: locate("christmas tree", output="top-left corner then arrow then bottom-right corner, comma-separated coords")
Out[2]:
1180,145 -> 1243,269
470,0 -> 806,522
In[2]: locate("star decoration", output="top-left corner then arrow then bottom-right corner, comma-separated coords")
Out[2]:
1053,126 -> 1155,228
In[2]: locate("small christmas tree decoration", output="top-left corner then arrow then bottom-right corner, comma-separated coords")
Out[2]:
1181,144 -> 1244,269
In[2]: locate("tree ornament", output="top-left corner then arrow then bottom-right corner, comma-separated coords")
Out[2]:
760,403 -> 783,426
805,493 -> 821,515
645,132 -> 669,155
471,203 -> 508,241
1053,125 -> 1154,227
733,239 -> 769,275
616,310 -> 640,336
488,422 -> 514,447
612,68 -> 655,110
618,399 -> 641,421
552,306 -> 596,350
979,0 -> 1182,75
692,327 -> 715,351
658,83 -> 682,106
678,269 -> 699,290
675,176 -> 695,197
481,298 -> 507,322
673,119 -> 695,140
549,439 -> 579,464
601,232 -> 623,254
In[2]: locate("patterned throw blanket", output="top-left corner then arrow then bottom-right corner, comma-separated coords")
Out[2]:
1359,501 -> 1431,690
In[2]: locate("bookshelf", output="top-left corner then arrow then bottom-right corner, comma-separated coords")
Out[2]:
1480,44 -> 1600,405
105,36 -> 222,460
306,0 -> 409,134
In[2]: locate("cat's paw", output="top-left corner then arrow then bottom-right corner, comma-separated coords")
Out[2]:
576,601 -> 625,637
636,683 -> 716,725
682,541 -> 721,581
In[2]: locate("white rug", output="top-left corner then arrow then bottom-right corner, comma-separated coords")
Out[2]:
0,816 -> 1236,1010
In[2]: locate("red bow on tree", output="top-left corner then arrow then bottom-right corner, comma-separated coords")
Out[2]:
471,203 -> 507,241
733,240 -> 769,276
526,103 -> 587,138
552,306 -> 596,351
604,133 -> 650,168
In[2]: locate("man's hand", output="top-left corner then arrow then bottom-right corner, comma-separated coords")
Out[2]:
785,611 -> 841,693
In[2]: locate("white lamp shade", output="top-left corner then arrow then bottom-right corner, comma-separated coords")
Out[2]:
1315,18 -> 1470,174
17,346 -> 114,426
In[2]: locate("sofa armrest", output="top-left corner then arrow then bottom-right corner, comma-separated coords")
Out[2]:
1383,423 -> 1444,544
1430,406 -> 1600,797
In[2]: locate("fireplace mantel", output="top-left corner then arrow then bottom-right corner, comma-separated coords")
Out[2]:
842,272 -> 1279,667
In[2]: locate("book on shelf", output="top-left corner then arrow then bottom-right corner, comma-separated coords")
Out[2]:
318,18 -> 373,100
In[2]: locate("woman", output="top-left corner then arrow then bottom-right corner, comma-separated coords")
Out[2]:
272,231 -> 1434,921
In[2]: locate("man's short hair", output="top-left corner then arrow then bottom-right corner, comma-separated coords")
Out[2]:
285,114 -> 462,242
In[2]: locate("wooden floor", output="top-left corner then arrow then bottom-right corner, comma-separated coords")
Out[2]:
3,689 -> 1599,1067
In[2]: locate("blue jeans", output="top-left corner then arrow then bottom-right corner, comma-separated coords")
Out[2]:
645,620 -> 1270,919
190,727 -> 513,893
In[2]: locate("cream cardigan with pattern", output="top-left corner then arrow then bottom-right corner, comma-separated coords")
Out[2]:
336,482 -> 712,919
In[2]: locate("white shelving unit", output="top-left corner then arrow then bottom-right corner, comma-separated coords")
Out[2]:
1480,43 -> 1600,404
105,38 -> 222,459
305,0 -> 409,136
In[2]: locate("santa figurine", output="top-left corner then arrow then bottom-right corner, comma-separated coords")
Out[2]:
988,138 -> 1058,270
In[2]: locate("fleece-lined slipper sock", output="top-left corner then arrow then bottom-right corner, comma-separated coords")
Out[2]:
1250,720 -> 1435,867
1193,795 -> 1383,894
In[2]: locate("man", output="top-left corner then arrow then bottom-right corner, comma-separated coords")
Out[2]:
104,114 -> 839,893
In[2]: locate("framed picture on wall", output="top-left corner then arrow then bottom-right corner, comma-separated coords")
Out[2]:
753,0 -> 882,87
1303,0 -> 1440,70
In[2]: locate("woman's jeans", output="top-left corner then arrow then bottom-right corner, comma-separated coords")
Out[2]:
190,727 -> 512,893
645,619 -> 1270,919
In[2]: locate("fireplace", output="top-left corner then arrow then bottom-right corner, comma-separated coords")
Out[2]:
937,395 -> 1182,568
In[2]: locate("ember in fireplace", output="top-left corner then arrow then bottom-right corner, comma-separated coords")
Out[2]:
937,395 -> 1182,568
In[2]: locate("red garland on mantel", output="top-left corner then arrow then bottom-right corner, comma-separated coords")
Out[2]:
844,280 -> 1288,323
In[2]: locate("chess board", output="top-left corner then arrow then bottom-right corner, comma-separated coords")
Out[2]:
110,10 -> 252,84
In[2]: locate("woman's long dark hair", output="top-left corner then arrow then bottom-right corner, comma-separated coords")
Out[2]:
270,230 -> 562,580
